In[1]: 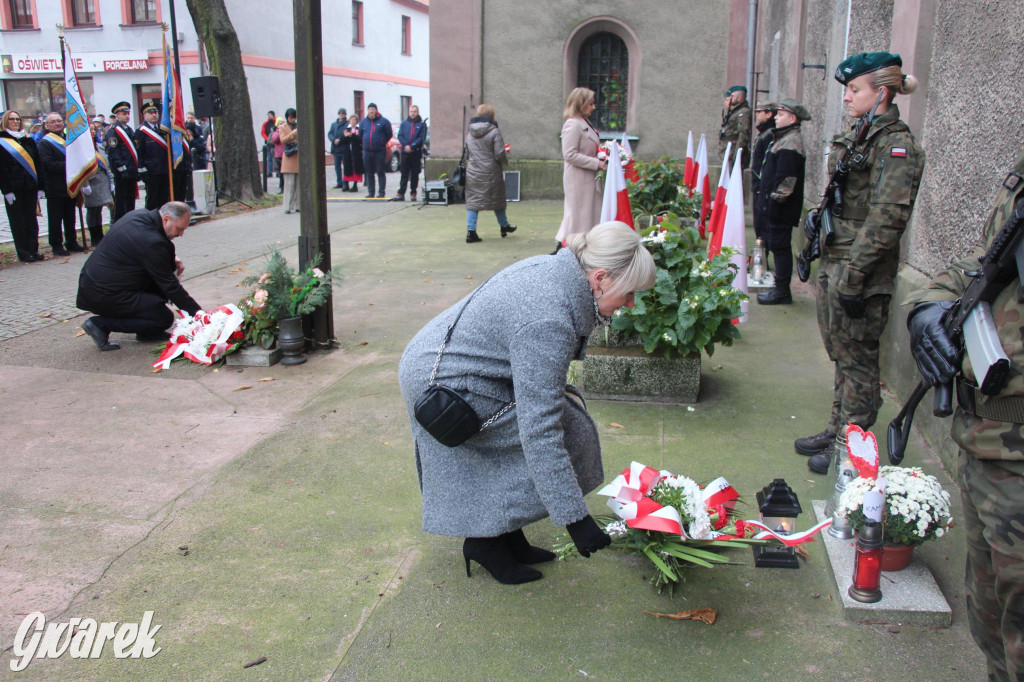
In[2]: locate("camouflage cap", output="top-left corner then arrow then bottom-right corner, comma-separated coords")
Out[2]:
835,51 -> 902,85
755,100 -> 777,112
777,98 -> 811,121
724,85 -> 747,96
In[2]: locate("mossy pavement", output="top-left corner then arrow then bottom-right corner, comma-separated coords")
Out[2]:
0,199 -> 986,680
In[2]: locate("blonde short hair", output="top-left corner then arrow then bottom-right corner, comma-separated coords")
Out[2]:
868,66 -> 919,101
564,87 -> 595,120
476,103 -> 495,119
566,222 -> 657,297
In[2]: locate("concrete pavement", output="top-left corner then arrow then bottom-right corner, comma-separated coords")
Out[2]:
0,199 -> 987,680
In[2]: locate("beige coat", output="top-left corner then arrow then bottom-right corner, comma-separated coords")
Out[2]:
279,122 -> 299,174
556,117 -> 602,242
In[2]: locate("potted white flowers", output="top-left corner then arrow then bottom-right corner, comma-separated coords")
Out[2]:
837,465 -> 954,571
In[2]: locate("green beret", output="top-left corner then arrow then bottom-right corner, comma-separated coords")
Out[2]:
754,100 -> 777,112
777,98 -> 811,122
724,85 -> 747,96
835,51 -> 902,85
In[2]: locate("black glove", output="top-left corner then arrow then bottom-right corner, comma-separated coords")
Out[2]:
907,301 -> 962,387
838,292 -> 867,319
567,515 -> 611,558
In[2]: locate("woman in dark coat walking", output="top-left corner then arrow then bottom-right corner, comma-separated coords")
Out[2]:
463,104 -> 515,243
0,110 -> 43,262
342,114 -> 364,192
399,221 -> 656,584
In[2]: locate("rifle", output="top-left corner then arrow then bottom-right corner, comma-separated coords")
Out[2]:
796,90 -> 886,282
887,193 -> 1024,464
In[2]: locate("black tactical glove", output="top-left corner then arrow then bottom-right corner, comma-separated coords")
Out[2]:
838,292 -> 867,319
567,515 -> 611,558
907,301 -> 962,387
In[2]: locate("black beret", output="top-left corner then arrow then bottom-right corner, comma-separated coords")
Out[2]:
835,52 -> 902,85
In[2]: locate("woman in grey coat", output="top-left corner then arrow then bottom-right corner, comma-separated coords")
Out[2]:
463,103 -> 516,243
399,222 -> 656,584
83,143 -> 115,246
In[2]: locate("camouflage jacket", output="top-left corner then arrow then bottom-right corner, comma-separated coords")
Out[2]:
821,104 -> 925,298
911,150 -> 1024,461
719,101 -> 751,163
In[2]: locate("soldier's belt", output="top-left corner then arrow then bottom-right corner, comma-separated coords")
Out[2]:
956,377 -> 1024,423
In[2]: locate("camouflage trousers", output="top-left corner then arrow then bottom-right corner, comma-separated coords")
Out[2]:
958,450 -> 1024,681
815,258 -> 890,433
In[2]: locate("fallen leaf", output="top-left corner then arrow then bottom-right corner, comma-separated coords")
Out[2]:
227,268 -> 245,273
232,385 -> 252,392
62,257 -> 70,264
420,302 -> 425,306
465,275 -> 473,280
356,242 -> 362,245
239,261 -> 248,265
38,312 -> 53,318
435,622 -> 441,629
423,278 -> 431,282
75,330 -> 85,337
642,608 -> 717,625
795,545 -> 811,561
359,341 -> 368,346
203,254 -> 209,257
383,441 -> 390,445
368,302 -> 375,306
258,377 -> 276,382
608,422 -> 625,429
151,368 -> 161,374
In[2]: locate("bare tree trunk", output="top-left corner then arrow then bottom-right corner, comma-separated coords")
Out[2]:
185,0 -> 263,202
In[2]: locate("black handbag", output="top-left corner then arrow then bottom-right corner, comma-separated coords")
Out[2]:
413,281 -> 514,447
451,145 -> 468,187
283,141 -> 298,157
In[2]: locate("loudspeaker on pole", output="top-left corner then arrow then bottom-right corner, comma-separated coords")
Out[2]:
190,76 -> 223,117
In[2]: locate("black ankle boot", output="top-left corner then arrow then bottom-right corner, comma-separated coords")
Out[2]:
466,230 -> 482,243
501,529 -> 556,564
500,224 -> 517,238
463,537 -> 542,584
756,285 -> 792,305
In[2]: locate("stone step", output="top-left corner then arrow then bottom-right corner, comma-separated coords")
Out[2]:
812,500 -> 952,626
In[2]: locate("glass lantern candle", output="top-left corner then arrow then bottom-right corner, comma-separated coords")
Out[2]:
752,478 -> 801,569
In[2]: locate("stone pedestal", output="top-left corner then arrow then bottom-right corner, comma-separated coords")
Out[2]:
581,328 -> 700,403
225,345 -> 282,367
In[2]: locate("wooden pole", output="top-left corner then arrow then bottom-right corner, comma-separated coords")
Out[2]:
293,0 -> 333,347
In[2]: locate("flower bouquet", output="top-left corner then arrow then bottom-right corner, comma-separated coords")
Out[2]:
238,247 -> 341,348
837,465 -> 953,546
595,142 -> 633,183
152,304 -> 245,369
561,462 -> 832,592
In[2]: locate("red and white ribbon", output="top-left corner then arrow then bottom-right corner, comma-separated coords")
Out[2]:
153,303 -> 244,369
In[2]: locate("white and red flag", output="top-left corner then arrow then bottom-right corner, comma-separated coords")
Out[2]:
683,131 -> 695,190
706,142 -> 731,248
62,39 -> 97,196
712,151 -> 749,323
600,140 -> 634,229
695,134 -> 710,236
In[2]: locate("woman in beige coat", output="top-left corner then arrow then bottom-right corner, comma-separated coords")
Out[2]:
278,108 -> 300,214
554,88 -> 606,249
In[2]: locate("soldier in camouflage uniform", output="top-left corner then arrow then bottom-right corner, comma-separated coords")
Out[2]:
719,85 -> 751,168
906,150 -> 1024,681
793,52 -> 925,474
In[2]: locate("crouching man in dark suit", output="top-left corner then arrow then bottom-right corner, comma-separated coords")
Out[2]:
77,201 -> 201,350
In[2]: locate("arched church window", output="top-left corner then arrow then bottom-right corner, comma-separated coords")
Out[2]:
577,32 -> 629,132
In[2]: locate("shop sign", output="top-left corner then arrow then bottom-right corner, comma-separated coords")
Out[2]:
2,51 -> 149,74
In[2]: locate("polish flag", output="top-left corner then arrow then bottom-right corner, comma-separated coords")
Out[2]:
620,132 -> 638,183
706,142 -> 732,253
683,131 -> 695,190
717,151 -> 749,323
600,140 -> 634,229
695,134 -> 711,237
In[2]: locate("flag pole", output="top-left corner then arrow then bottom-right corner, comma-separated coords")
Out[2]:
161,25 -> 175,202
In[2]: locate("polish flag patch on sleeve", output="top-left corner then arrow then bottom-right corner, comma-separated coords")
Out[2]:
891,147 -> 907,158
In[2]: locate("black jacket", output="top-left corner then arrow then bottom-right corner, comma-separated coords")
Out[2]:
0,132 -> 42,194
77,208 -> 201,316
38,132 -> 68,198
754,122 -> 805,226
750,121 -> 774,195
105,122 -> 138,180
134,122 -> 170,175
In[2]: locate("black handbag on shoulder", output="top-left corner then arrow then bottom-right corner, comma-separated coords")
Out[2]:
451,145 -> 468,187
413,282 -> 514,447
283,141 -> 298,157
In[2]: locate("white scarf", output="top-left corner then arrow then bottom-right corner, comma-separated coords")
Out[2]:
5,128 -> 25,138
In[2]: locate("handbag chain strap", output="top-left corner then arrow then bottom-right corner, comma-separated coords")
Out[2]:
426,280 -> 516,425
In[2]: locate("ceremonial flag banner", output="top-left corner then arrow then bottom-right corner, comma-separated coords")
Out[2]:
599,140 -> 635,228
706,142 -> 731,247
695,134 -> 710,236
683,131 -> 696,190
62,40 -> 96,197
718,151 -> 748,322
161,35 -> 186,168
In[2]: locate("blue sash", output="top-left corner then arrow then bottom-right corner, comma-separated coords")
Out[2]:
0,136 -> 37,181
41,132 -> 66,155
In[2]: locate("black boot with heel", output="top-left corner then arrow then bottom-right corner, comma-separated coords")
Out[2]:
463,537 -> 542,584
501,529 -> 556,564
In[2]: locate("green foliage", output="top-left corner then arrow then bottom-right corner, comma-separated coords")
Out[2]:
627,157 -> 703,225
610,215 -> 747,359
238,247 -> 342,348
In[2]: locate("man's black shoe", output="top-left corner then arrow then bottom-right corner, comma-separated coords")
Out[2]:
365,194 -> 375,199
808,452 -> 831,475
390,195 -> 405,202
52,247 -> 70,256
757,286 -> 792,305
67,243 -> 85,252
82,318 -> 120,351
794,429 -> 836,456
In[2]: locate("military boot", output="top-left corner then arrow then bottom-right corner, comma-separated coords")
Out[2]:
794,429 -> 836,456
757,284 -> 792,305
807,452 -> 831,475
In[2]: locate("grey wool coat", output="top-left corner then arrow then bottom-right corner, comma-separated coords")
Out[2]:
398,249 -> 604,538
463,116 -> 508,212
84,147 -> 115,209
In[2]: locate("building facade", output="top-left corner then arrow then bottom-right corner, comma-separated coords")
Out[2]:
0,0 -> 429,148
